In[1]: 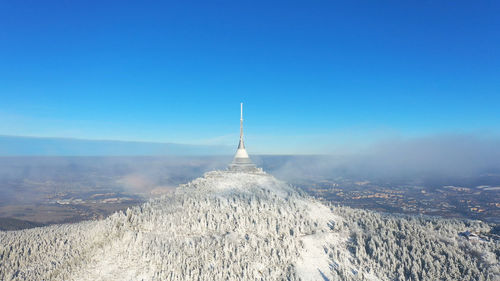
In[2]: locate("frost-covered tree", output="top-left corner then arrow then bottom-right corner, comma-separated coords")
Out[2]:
0,170 -> 498,281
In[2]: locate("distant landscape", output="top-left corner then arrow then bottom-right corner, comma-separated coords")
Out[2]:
0,135 -> 232,156
0,156 -> 230,229
0,155 -> 498,230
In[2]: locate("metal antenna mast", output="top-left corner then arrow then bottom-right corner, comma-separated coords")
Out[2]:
238,103 -> 245,149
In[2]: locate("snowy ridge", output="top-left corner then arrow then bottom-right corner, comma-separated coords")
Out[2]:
1,170 -> 499,281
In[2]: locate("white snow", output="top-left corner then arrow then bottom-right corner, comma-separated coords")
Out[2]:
1,170 -> 497,281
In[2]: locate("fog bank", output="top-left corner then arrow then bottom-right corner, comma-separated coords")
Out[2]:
261,134 -> 500,186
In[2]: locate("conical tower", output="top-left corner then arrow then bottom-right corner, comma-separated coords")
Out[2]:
229,103 -> 257,171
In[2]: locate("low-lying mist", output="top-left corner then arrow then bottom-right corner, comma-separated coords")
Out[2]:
0,134 -> 499,201
0,156 -> 231,204
258,134 -> 500,187
0,134 -> 499,227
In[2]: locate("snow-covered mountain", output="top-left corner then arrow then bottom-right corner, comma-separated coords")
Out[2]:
0,171 -> 498,281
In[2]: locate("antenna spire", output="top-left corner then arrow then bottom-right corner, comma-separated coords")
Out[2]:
238,103 -> 244,149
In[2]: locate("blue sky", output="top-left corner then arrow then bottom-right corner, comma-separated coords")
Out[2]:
0,1 -> 499,154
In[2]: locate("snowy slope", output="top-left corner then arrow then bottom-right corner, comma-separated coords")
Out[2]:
0,170 -> 498,281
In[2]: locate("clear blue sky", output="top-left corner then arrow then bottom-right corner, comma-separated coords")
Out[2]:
0,1 -> 499,154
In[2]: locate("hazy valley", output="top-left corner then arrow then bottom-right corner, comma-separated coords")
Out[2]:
0,156 -> 499,230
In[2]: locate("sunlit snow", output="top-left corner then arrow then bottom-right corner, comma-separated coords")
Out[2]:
0,171 -> 498,281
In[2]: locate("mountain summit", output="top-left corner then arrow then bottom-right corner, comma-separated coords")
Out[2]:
0,170 -> 498,280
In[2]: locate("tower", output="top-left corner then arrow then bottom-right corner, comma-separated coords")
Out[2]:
228,103 -> 257,171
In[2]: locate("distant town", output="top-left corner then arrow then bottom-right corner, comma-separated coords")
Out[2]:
295,178 -> 500,224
